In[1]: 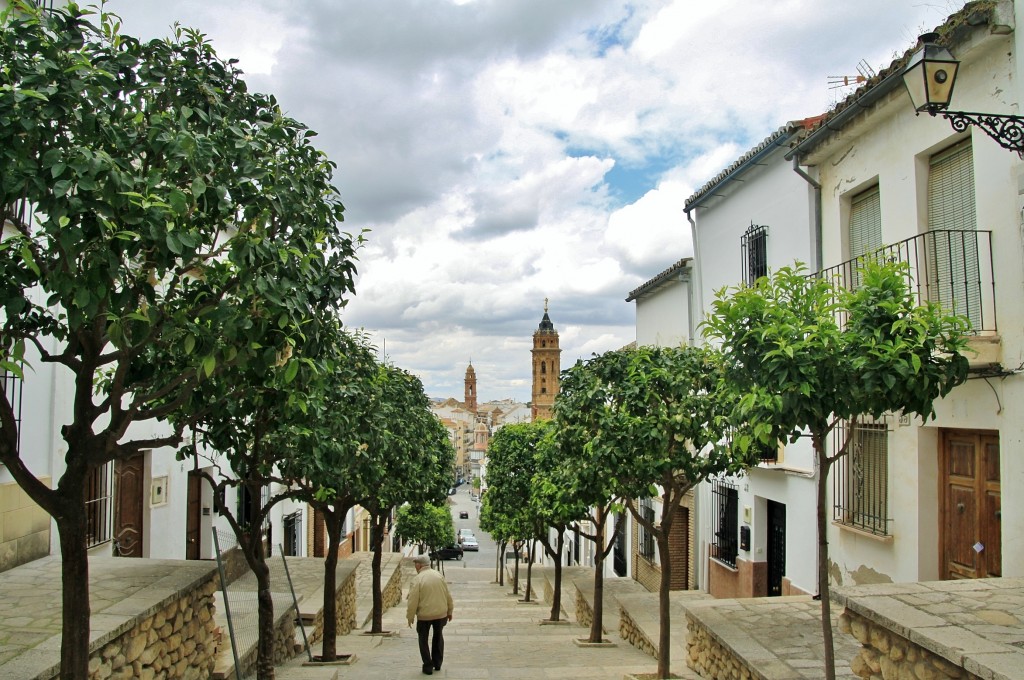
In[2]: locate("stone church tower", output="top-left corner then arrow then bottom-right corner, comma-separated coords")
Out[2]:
531,300 -> 561,421
464,361 -> 477,413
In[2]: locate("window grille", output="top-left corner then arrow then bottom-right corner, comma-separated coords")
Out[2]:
1,371 -> 24,457
638,498 -> 656,560
283,510 -> 303,556
833,418 -> 891,536
741,223 -> 768,286
710,478 -> 738,568
84,462 -> 114,548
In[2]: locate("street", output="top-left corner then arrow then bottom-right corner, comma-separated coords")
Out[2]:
446,487 -> 498,569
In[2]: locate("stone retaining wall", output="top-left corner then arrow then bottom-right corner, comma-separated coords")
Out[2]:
575,584 -> 592,628
307,568 -> 358,644
685,612 -> 756,680
620,606 -> 657,659
839,608 -> 980,680
382,563 -> 403,610
77,575 -> 220,680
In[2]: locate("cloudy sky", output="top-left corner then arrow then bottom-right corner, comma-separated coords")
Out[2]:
108,0 -> 964,403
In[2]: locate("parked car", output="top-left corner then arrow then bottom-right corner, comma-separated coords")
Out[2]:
461,536 -> 479,551
457,528 -> 475,543
430,545 -> 464,561
458,510 -> 469,519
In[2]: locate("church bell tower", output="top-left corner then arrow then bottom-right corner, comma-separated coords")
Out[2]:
464,361 -> 478,413
531,299 -> 560,421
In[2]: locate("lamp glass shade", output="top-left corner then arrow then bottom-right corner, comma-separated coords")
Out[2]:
902,42 -> 959,113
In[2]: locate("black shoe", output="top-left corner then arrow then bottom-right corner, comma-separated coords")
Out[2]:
434,664 -> 442,671
422,664 -> 433,675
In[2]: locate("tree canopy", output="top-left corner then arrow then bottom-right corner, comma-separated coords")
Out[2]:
704,260 -> 970,680
0,4 -> 359,676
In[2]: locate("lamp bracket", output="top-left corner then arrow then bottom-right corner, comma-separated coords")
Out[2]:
940,110 -> 1024,156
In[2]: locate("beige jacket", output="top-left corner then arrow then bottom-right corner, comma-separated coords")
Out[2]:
406,568 -> 454,625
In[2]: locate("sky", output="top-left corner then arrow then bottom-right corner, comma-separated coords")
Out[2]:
106,0 -> 967,403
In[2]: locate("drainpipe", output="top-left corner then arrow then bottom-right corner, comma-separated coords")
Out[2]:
791,156 -> 822,272
685,207 -> 702,343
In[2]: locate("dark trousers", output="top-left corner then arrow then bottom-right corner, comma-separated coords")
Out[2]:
416,617 -> 447,668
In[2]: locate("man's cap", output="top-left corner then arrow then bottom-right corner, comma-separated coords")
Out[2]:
413,554 -> 430,566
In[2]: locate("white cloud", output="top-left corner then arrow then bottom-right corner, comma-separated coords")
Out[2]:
107,0 -> 966,402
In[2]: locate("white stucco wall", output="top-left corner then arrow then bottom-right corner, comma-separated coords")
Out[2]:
689,140 -> 821,596
804,22 -> 1024,583
635,276 -> 692,348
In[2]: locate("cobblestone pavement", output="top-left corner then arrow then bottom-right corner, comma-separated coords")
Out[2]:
278,566 -> 667,680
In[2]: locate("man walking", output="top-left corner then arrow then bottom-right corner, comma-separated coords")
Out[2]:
407,554 -> 454,675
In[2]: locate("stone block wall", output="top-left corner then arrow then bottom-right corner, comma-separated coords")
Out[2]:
619,606 -> 657,659
0,479 -> 51,574
575,585 -> 592,628
685,613 -> 756,679
306,567 -> 357,644
839,608 -> 980,680
74,574 -> 220,680
382,562 -> 403,610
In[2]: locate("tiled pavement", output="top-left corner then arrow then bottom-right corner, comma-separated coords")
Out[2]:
278,566 -> 667,680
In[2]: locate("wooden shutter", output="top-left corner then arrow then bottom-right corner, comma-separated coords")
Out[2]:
928,139 -> 980,327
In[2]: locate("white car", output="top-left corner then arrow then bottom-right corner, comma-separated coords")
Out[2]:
461,536 -> 479,551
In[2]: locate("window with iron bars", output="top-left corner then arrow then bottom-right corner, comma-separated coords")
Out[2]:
283,509 -> 303,557
1,371 -> 24,459
638,498 -> 656,560
833,418 -> 891,536
710,478 -> 738,568
84,462 -> 114,548
741,223 -> 769,286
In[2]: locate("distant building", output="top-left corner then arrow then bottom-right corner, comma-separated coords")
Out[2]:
430,364 -> 527,480
530,300 -> 561,421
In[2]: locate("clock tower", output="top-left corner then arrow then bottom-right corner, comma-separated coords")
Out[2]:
531,299 -> 561,421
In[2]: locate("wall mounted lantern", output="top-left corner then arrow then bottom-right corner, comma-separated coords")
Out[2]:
903,32 -> 1024,154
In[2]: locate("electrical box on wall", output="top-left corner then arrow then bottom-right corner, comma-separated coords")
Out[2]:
740,525 -> 751,551
743,505 -> 752,523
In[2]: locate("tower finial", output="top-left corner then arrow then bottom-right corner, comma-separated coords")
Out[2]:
544,297 -> 549,313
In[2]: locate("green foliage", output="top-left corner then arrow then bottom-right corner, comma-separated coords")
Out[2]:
703,261 -> 971,452
479,421 -> 548,543
395,502 -> 455,552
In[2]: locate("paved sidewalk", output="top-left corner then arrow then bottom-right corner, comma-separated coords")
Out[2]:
278,566 -> 664,679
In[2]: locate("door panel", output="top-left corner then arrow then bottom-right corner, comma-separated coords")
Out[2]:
766,501 -> 786,597
186,471 -> 202,560
941,430 -> 1000,579
114,454 -> 145,558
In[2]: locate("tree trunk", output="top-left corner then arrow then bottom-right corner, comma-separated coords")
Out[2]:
57,503 -> 90,680
497,541 -> 506,586
814,434 -> 837,680
512,544 -> 521,595
655,529 -> 672,679
370,512 -> 385,633
320,509 -> 344,661
251,552 -> 276,680
589,509 -> 606,643
549,529 -> 564,622
524,540 -> 534,602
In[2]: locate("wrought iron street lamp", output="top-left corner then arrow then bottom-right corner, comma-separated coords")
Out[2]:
902,32 -> 1024,153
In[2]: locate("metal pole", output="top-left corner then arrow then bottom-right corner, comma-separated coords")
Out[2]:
279,545 -> 312,661
212,529 -> 243,680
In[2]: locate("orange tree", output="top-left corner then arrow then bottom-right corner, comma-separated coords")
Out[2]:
0,4 -> 358,677
704,261 -> 970,680
555,345 -> 742,676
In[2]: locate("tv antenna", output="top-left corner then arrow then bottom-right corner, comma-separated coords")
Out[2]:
828,59 -> 877,91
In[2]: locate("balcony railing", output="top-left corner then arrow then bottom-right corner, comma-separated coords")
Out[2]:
819,230 -> 995,334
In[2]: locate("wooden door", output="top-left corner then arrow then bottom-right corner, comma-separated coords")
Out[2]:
941,430 -> 1000,579
114,454 -> 144,557
186,471 -> 202,559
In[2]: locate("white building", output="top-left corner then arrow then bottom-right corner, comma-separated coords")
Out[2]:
786,0 -> 1021,585
684,121 -> 821,598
